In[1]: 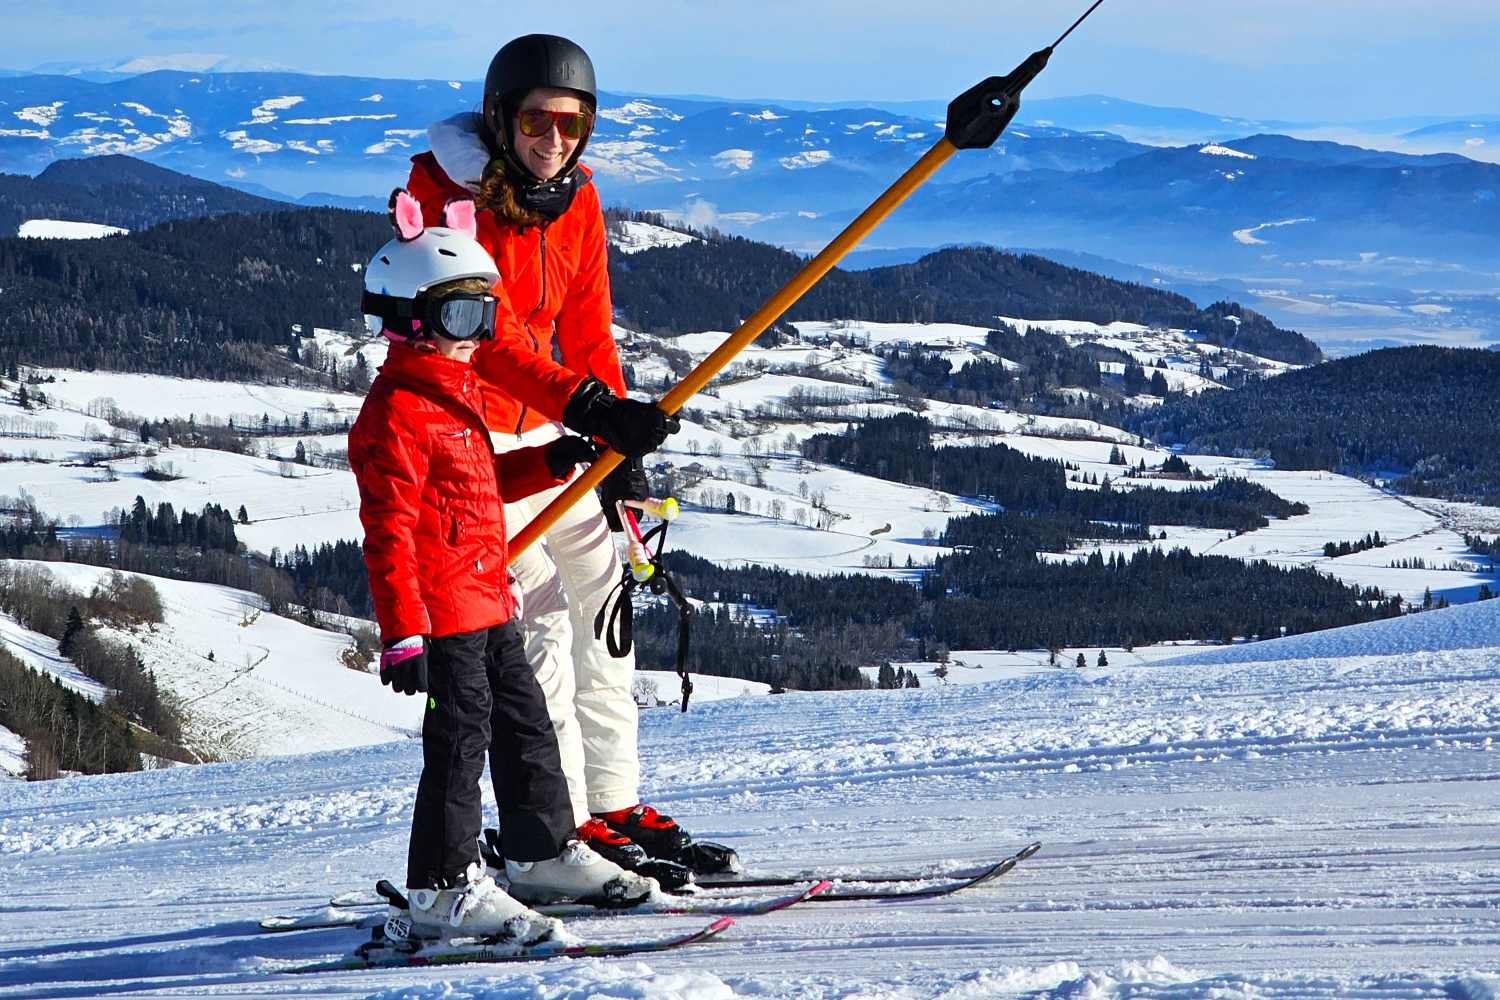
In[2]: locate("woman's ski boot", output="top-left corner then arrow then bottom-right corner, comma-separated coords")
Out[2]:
593,804 -> 743,876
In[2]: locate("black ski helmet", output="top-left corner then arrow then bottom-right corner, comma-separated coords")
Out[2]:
482,34 -> 598,144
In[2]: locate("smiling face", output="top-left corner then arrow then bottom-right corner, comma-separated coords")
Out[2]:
511,87 -> 587,182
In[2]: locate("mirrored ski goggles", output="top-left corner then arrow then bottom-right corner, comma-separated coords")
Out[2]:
515,108 -> 593,140
361,290 -> 498,341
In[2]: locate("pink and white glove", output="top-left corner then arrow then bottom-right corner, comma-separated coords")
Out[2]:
380,636 -> 428,696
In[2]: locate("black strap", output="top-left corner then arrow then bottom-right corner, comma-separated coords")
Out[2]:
593,520 -> 694,712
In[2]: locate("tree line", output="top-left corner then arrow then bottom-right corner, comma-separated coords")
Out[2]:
624,547 -> 1398,691
1129,346 -> 1500,505
0,154 -> 289,239
609,238 -> 1320,365
802,414 -> 1307,533
0,496 -> 367,626
0,206 -> 386,382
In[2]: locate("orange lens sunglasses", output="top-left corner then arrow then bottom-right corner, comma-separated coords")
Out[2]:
515,109 -> 593,140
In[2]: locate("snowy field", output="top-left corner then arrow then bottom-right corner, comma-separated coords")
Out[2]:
0,611 -> 107,703
2,597 -> 1499,997
0,559 -> 772,761
4,313 -> 1500,995
17,219 -> 129,240
21,368 -> 366,425
5,560 -> 420,759
0,728 -> 22,778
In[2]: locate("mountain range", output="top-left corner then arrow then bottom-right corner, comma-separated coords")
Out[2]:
2,68 -> 1497,352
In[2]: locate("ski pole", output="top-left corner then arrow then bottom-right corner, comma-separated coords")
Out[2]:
508,0 -> 1108,563
618,497 -> 678,580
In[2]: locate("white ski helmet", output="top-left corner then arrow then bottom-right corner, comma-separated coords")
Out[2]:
362,188 -> 499,342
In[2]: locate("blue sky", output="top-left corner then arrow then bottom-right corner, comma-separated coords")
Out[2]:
13,1 -> 1499,121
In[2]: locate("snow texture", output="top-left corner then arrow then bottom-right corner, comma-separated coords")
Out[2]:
0,610 -> 107,703
1,593 -> 1499,996
609,221 -> 700,255
1200,143 -> 1256,159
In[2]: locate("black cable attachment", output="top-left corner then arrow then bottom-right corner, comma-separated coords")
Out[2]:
944,0 -> 1108,150
594,520 -> 695,713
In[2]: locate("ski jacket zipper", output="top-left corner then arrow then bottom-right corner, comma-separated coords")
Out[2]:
511,227 -> 549,435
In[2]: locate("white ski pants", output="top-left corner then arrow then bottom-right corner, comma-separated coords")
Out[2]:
494,425 -> 640,828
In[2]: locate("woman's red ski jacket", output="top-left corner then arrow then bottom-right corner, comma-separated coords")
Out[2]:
405,155 -> 628,436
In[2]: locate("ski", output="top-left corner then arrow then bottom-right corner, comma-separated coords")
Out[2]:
264,879 -> 831,933
807,841 -> 1040,902
278,915 -> 734,974
324,841 -> 1042,908
696,840 -> 1042,896
537,877 -> 831,919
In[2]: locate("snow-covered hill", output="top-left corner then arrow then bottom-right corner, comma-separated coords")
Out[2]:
17,218 -> 128,239
1,574 -> 1498,997
4,313 -> 1498,715
607,220 -> 701,255
7,560 -> 418,759
0,728 -> 21,778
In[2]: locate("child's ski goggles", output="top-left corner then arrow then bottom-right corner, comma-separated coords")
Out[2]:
515,108 -> 593,140
362,290 -> 498,341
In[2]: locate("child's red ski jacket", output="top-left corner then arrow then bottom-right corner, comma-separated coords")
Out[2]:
349,346 -> 567,642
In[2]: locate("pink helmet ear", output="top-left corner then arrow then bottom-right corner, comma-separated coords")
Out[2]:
443,199 -> 478,239
388,188 -> 424,241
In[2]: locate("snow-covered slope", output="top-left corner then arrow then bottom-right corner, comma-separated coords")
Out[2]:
608,220 -> 700,254
7,560 -> 420,760
0,610 -> 106,702
17,219 -> 128,239
1,581 -> 1498,997
22,368 -> 364,424
1163,592 -> 1500,665
0,727 -> 23,778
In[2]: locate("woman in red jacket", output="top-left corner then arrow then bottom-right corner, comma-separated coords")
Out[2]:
404,35 -> 730,876
350,191 -> 656,947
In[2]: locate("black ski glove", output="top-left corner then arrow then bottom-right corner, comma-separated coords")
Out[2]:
380,637 -> 428,697
598,456 -> 650,532
562,377 -> 680,458
544,434 -> 600,478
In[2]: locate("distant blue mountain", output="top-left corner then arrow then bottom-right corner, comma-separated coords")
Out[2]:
0,70 -> 1142,201
1220,134 -> 1470,167
2,68 -> 1495,326
778,141 -> 1500,296
1015,94 -> 1296,143
1401,119 -> 1498,149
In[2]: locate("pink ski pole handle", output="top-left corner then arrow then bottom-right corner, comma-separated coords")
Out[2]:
616,503 -> 655,582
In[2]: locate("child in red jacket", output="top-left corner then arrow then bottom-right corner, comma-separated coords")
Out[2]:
349,190 -> 655,948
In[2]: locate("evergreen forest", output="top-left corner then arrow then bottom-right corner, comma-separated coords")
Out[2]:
1131,346 -> 1500,503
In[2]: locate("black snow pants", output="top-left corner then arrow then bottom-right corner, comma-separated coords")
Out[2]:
406,621 -> 575,890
